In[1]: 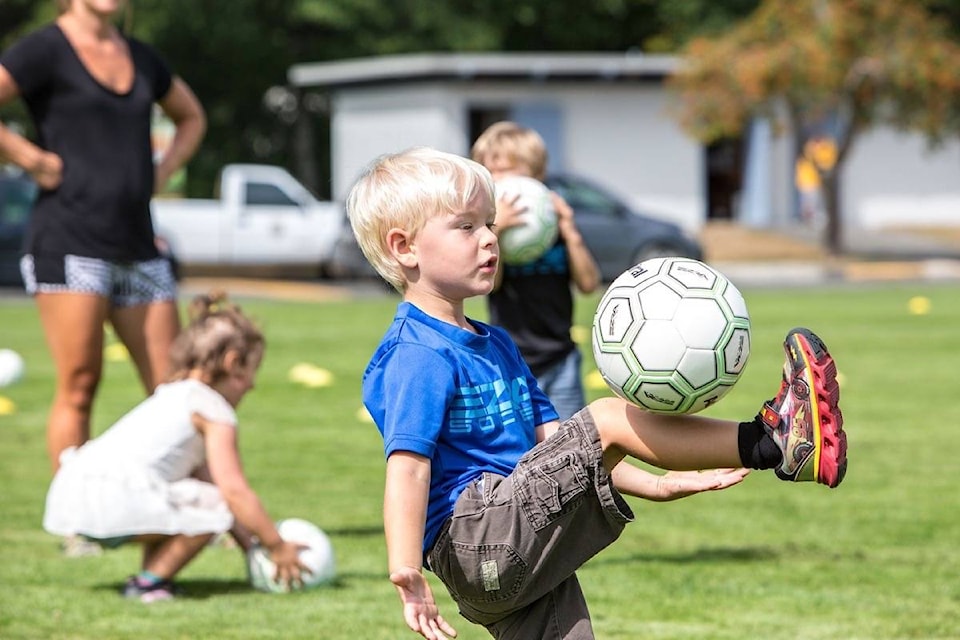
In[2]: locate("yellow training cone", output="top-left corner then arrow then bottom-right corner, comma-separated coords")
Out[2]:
0,395 -> 16,415
288,363 -> 335,388
585,369 -> 608,391
907,296 -> 931,315
569,325 -> 590,344
104,343 -> 130,362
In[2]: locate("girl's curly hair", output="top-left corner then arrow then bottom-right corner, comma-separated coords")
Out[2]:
166,291 -> 264,384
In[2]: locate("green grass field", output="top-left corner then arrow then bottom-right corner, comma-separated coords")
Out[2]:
0,281 -> 957,639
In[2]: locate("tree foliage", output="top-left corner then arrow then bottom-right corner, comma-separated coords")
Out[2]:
3,0 -> 767,195
670,0 -> 960,252
7,0 -> 960,209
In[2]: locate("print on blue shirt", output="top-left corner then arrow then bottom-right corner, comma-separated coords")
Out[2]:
451,375 -> 535,433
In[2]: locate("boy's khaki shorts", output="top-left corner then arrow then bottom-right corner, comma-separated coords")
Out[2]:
426,407 -> 635,639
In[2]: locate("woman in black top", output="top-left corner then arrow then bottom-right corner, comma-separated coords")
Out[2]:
0,0 -> 206,480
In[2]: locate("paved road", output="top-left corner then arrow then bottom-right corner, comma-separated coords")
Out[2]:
3,240 -> 960,304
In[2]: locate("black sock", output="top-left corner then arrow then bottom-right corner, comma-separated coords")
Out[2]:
737,420 -> 783,469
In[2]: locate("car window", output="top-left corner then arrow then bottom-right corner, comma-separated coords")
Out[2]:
549,177 -> 622,217
245,182 -> 298,207
0,178 -> 37,228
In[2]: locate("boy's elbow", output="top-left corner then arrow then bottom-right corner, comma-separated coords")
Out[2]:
576,272 -> 601,294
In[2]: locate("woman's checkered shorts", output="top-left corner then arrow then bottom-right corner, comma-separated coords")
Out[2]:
20,254 -> 177,307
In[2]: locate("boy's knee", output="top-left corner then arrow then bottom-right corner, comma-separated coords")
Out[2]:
585,396 -> 628,434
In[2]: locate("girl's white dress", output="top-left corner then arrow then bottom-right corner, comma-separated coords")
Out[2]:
43,379 -> 236,538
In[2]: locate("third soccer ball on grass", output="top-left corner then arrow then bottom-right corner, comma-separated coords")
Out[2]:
591,257 -> 751,414
248,518 -> 336,593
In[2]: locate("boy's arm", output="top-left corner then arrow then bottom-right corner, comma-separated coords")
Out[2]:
612,461 -> 750,501
384,452 -> 458,640
551,191 -> 600,294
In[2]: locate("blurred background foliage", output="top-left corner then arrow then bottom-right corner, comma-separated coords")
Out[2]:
2,0 -> 959,200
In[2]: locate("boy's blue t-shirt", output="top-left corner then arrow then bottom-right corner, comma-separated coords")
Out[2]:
363,302 -> 559,552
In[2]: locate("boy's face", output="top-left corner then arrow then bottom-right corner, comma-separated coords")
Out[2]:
407,189 -> 499,301
482,153 -> 533,182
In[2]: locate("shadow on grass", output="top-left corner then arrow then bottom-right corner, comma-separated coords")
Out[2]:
325,525 -> 382,537
94,577 -> 347,600
591,545 -> 779,567
93,578 -> 253,600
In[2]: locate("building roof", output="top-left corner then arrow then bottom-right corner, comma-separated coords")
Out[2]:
288,52 -> 680,89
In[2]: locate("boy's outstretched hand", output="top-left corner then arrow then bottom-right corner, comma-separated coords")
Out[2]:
652,468 -> 751,501
613,463 -> 750,502
390,566 -> 458,639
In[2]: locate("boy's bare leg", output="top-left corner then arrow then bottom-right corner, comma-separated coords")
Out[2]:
592,397 -> 743,473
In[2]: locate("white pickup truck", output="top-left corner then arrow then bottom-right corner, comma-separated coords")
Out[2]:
151,164 -> 344,277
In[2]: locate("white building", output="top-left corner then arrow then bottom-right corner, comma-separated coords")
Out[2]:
288,52 -> 960,240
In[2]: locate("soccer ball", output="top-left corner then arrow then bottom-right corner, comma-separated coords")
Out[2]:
591,257 -> 751,414
248,518 -> 336,592
494,175 -> 559,265
0,349 -> 25,388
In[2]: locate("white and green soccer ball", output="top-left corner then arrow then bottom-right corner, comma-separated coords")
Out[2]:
592,257 -> 751,415
494,175 -> 559,265
248,518 -> 336,593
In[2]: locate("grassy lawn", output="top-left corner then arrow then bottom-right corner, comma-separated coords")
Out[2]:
0,280 -> 956,639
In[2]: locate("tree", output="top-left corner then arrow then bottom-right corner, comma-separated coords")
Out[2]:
2,0 -> 764,196
668,0 -> 960,254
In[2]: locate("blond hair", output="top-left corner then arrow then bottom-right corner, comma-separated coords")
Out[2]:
166,292 -> 264,383
346,147 -> 495,292
471,121 -> 548,180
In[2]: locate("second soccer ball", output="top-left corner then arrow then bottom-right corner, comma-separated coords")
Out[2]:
494,175 -> 559,265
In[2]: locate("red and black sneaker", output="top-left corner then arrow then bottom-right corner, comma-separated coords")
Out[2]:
758,328 -> 847,487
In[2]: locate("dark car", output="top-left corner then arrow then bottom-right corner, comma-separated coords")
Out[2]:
543,173 -> 703,282
0,170 -> 37,287
327,172 -> 703,282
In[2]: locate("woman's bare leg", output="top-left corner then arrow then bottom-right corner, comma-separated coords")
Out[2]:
35,292 -> 110,473
110,299 -> 180,393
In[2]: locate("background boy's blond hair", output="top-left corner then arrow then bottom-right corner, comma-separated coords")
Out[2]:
346,147 -> 495,292
471,121 -> 548,180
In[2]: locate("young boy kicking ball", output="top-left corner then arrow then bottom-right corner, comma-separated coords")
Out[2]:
346,147 -> 847,640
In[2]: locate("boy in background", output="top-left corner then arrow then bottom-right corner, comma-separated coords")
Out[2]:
472,121 -> 599,420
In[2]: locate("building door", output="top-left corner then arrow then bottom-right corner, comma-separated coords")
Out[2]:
705,137 -> 744,220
